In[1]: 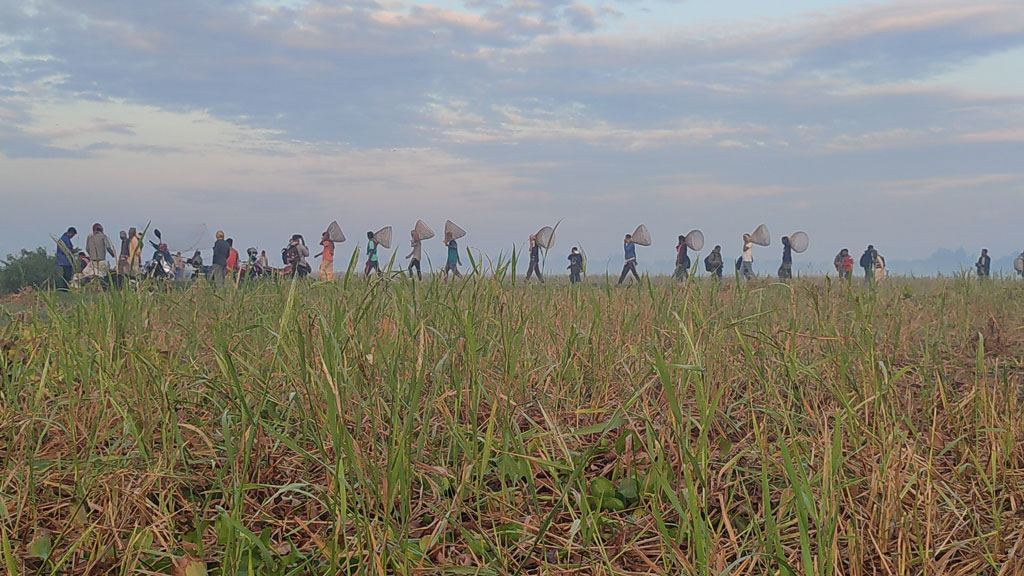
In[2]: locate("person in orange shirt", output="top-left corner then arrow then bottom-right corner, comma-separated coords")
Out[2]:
226,238 -> 239,274
316,231 -> 335,281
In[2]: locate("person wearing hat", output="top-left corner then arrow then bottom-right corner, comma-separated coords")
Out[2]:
704,245 -> 723,280
975,249 -> 991,279
617,234 -> 640,285
526,234 -> 544,283
567,247 -> 583,284
673,235 -> 691,281
778,236 -> 793,280
211,230 -> 230,290
740,234 -> 755,281
55,226 -> 78,290
316,231 -> 335,281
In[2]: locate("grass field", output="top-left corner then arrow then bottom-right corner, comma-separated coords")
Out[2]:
1,273 -> 1022,575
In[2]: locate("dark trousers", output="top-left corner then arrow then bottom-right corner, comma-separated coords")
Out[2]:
863,267 -> 873,285
569,268 -> 581,284
408,258 -> 421,280
618,261 -> 639,284
526,260 -> 543,282
778,262 -> 792,280
59,265 -> 74,290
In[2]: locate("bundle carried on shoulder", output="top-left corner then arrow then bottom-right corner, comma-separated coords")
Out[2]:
445,220 -> 466,240
631,224 -> 651,246
374,226 -> 393,249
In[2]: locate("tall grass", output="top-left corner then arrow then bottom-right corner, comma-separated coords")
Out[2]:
0,274 -> 1022,575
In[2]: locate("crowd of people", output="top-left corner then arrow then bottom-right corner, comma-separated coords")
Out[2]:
52,222 -> 1019,290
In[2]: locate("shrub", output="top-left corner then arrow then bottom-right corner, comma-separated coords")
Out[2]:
0,247 -> 60,294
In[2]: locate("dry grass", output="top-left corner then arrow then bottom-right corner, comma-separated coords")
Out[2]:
1,274 -> 1022,575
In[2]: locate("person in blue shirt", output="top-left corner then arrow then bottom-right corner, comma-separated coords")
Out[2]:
443,232 -> 462,280
617,234 -> 640,285
55,227 -> 78,290
526,234 -> 544,283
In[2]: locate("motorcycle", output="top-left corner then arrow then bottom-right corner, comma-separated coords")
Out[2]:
143,229 -> 175,280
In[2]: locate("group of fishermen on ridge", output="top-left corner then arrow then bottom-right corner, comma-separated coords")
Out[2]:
52,220 -> 1018,290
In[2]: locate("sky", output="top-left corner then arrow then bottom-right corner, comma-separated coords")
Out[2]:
2,0 -> 1024,276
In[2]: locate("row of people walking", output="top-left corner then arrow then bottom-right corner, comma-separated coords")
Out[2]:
54,223 -> 1018,290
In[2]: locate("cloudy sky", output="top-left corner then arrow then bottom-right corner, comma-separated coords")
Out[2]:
2,0 -> 1023,274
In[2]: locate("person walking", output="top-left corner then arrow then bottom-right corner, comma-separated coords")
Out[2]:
834,248 -> 854,280
84,223 -> 116,281
443,232 -> 462,280
364,231 -> 381,277
860,245 -> 877,285
673,235 -> 691,281
778,236 -> 793,280
740,234 -> 755,281
617,234 -> 640,285
55,227 -> 78,290
975,249 -> 991,279
704,245 -> 724,280
526,234 -> 544,283
316,231 -> 335,281
567,247 -> 583,284
211,231 -> 230,290
406,230 -> 423,280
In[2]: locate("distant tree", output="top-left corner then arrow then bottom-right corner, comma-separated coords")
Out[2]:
0,247 -> 60,294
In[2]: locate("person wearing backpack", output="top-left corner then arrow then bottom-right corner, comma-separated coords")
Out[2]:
704,245 -> 723,280
859,245 -> 877,285
567,247 -> 583,284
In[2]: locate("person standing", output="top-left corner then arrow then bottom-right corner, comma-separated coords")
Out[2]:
443,232 -> 462,280
704,245 -> 724,280
55,227 -> 78,290
617,234 -> 640,285
258,250 -> 269,270
673,235 -> 691,281
860,245 -> 877,285
117,230 -> 130,275
567,247 -> 583,284
526,234 -> 544,283
740,234 -> 755,281
406,230 -> 423,280
127,227 -> 142,277
84,223 -> 116,280
364,231 -> 381,277
316,231 -> 335,281
211,231 -> 230,290
173,252 -> 185,280
778,236 -> 793,280
975,249 -> 991,279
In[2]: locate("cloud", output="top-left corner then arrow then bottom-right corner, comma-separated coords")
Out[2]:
3,0 -> 1024,266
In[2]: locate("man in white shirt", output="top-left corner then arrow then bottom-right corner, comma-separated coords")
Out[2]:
740,233 -> 755,281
